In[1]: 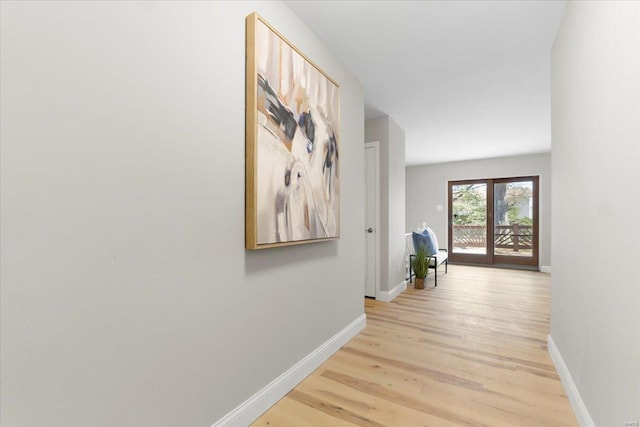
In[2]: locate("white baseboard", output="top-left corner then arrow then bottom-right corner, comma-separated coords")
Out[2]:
212,314 -> 366,427
376,280 -> 407,302
540,265 -> 552,273
547,335 -> 595,427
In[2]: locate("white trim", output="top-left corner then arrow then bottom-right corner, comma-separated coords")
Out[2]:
547,335 -> 595,427
212,314 -> 366,427
376,280 -> 407,302
365,141 -> 380,298
540,265 -> 552,273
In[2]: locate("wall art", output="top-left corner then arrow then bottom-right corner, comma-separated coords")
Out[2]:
246,13 -> 340,249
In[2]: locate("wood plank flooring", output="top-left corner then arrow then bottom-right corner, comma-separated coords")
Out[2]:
252,265 -> 577,426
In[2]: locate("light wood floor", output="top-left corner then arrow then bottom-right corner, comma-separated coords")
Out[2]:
252,265 -> 578,426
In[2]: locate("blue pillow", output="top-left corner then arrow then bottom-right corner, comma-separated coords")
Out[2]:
418,229 -> 437,256
412,231 -> 431,255
425,227 -> 439,254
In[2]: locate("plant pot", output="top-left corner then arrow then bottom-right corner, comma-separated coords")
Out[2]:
415,278 -> 425,289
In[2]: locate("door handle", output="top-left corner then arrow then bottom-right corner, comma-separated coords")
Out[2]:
366,227 -> 374,233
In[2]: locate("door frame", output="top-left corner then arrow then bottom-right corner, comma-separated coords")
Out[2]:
447,179 -> 493,265
492,176 -> 539,267
448,176 -> 539,268
364,141 -> 380,298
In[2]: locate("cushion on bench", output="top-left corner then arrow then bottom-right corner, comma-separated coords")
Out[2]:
429,249 -> 448,266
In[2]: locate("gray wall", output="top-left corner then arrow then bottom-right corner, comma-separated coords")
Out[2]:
365,116 -> 406,292
406,153 -> 552,268
551,2 -> 640,425
0,1 -> 365,426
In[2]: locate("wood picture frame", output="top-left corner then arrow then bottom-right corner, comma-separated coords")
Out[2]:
245,13 -> 340,250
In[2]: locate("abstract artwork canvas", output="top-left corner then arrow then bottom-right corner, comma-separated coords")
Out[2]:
245,13 -> 340,249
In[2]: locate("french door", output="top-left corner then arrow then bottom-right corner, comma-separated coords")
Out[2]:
448,176 -> 539,268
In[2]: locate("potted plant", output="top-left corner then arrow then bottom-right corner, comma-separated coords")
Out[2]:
412,245 -> 431,289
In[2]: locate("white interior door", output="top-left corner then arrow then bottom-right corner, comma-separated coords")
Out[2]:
364,144 -> 378,298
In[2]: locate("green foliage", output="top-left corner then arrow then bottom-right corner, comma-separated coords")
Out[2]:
517,217 -> 533,226
503,184 -> 533,225
412,246 -> 431,279
452,184 -> 486,225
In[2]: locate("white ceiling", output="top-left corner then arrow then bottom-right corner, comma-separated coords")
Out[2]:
284,0 -> 567,165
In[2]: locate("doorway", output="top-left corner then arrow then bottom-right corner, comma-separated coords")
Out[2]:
364,142 -> 379,297
448,176 -> 539,268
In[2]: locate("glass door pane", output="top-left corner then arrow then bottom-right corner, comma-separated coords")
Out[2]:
451,183 -> 487,255
493,180 -> 534,260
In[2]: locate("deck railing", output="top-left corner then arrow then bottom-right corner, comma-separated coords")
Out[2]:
453,224 -> 532,252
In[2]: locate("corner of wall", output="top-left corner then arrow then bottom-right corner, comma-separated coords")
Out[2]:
376,280 -> 407,302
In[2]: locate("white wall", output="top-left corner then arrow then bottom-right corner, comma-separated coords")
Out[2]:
365,116 -> 406,292
387,118 -> 407,289
551,1 -> 640,425
0,1 -> 365,426
406,153 -> 552,268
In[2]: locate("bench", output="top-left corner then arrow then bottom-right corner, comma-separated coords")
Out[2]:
405,232 -> 449,287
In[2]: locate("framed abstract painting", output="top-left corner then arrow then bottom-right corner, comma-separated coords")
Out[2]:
245,13 -> 340,250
